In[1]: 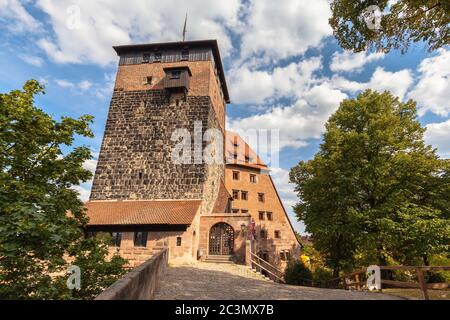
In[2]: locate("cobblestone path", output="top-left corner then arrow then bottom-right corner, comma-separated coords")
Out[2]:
154,262 -> 401,300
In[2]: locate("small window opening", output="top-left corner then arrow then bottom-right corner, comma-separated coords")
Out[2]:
181,49 -> 189,60
154,51 -> 162,62
171,70 -> 181,79
143,53 -> 150,63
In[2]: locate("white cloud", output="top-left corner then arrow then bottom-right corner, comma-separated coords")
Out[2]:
35,0 -> 241,66
228,83 -> 347,151
270,167 -> 305,234
78,80 -> 93,91
366,67 -> 413,100
18,54 -> 44,67
409,48 -> 450,117
229,56 -> 322,104
0,0 -> 41,33
72,184 -> 91,202
330,51 -> 384,73
82,159 -> 98,174
55,79 -> 94,91
330,67 -> 413,100
55,79 -> 75,88
239,0 -> 332,63
270,167 -> 297,208
425,119 -> 450,159
95,73 -> 116,100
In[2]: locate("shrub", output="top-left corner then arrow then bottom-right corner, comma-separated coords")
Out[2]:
312,267 -> 334,288
284,260 -> 313,286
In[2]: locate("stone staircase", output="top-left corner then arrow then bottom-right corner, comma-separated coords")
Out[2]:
200,258 -> 273,282
204,255 -> 234,264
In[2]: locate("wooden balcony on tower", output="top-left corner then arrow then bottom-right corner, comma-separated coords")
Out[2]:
163,66 -> 192,92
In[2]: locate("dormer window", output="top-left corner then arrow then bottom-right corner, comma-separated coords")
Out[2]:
181,49 -> 189,61
145,76 -> 152,85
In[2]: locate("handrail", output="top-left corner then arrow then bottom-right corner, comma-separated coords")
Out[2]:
332,265 -> 450,300
250,258 -> 286,283
250,252 -> 283,277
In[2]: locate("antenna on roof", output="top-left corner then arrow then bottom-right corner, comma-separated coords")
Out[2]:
182,11 -> 188,41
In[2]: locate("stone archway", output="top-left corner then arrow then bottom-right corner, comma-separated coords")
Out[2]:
209,223 -> 234,255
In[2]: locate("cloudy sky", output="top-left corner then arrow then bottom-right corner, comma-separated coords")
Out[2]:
1,0 -> 449,233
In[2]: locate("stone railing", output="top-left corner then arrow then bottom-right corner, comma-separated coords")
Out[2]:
95,248 -> 168,300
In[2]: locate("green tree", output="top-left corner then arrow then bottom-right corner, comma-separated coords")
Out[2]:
329,0 -> 450,53
0,80 -> 126,299
290,90 -> 449,276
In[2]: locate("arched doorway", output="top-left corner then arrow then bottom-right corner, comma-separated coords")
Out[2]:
209,223 -> 234,255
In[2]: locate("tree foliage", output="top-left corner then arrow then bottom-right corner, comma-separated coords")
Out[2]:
290,90 -> 450,275
329,0 -> 450,53
0,80 -> 126,299
284,260 -> 313,286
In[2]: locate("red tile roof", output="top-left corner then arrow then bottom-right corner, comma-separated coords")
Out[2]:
212,179 -> 232,213
85,200 -> 201,225
225,131 -> 268,169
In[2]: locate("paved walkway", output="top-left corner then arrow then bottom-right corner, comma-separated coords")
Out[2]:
154,262 -> 401,300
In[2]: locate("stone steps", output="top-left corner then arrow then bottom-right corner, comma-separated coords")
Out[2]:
204,255 -> 234,264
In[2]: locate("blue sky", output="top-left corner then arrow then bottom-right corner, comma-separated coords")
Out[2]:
1,1 -> 449,234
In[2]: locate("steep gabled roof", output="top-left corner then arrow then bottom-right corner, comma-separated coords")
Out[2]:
225,131 -> 268,170
212,179 -> 232,213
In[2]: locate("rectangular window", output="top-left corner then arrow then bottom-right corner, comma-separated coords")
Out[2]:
280,251 -> 285,261
250,174 -> 257,183
154,51 -> 162,62
241,209 -> 248,214
176,236 -> 182,246
232,190 -> 239,200
260,230 -> 267,239
145,76 -> 152,85
181,49 -> 189,60
143,53 -> 150,63
134,231 -> 148,247
274,230 -> 280,238
232,171 -> 240,180
258,193 -> 265,202
232,209 -> 239,213
266,212 -> 273,221
170,70 -> 181,79
258,211 -> 265,220
110,232 -> 122,247
285,251 -> 291,261
241,191 -> 248,200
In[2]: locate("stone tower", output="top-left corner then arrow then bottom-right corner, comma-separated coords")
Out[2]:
85,40 -> 300,268
90,40 -> 229,204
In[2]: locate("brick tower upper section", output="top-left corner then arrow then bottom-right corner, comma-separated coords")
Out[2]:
90,40 -> 230,201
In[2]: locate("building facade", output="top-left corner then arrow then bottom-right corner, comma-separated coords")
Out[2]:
85,40 -> 300,269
